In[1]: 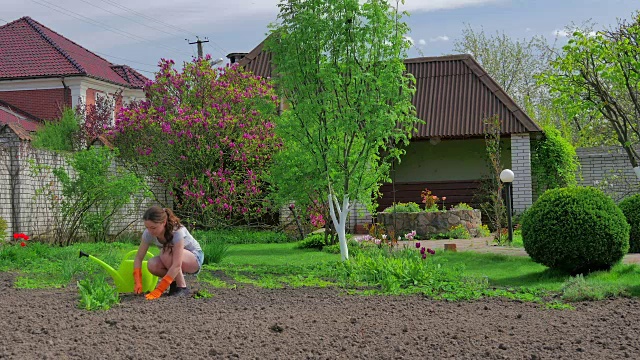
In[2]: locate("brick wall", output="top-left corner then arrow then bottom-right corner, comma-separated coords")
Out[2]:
576,146 -> 640,201
510,133 -> 533,213
0,126 -> 168,242
0,89 -> 71,121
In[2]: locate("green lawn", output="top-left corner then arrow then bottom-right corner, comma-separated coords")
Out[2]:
2,239 -> 640,301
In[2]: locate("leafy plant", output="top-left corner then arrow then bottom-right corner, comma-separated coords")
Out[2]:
448,224 -> 471,239
201,239 -> 230,265
477,224 -> 491,237
193,288 -> 214,299
32,147 -> 147,245
382,202 -> 421,213
521,187 -> 630,274
451,203 -> 473,211
477,115 -> 507,243
77,276 -> 120,311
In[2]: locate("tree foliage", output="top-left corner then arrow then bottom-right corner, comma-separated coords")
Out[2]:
539,12 -> 640,169
111,57 -> 281,228
453,24 -> 551,112
266,0 -> 419,260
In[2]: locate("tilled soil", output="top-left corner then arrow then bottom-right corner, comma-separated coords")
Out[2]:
1,272 -> 640,360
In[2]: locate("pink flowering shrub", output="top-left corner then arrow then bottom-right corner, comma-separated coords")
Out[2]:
110,56 -> 282,227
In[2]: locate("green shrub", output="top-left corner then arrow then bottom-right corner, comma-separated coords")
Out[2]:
32,107 -> 80,151
448,224 -> 471,239
477,224 -> 491,237
297,233 -> 327,250
452,203 -> 473,210
383,202 -> 421,213
193,228 -> 293,245
201,239 -> 230,264
618,194 -> 640,253
521,187 -> 629,274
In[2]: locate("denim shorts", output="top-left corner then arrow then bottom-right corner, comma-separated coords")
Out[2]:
187,249 -> 204,275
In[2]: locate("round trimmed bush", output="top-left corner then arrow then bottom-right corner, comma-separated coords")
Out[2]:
618,194 -> 640,253
521,187 -> 629,274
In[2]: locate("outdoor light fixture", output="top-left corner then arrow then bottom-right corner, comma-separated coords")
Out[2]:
500,169 -> 515,243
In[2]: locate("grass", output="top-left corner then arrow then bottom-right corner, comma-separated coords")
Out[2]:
220,242 -> 340,266
3,233 -> 640,303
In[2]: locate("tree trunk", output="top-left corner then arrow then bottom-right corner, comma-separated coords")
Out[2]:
328,193 -> 350,261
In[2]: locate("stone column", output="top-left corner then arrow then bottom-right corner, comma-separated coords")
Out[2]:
510,133 -> 533,213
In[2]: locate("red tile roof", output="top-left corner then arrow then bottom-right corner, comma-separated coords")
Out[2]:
0,17 -> 149,88
0,99 -> 41,134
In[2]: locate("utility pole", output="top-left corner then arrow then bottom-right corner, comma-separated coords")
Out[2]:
187,36 -> 209,58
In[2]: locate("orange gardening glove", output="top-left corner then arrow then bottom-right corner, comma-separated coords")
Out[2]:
133,268 -> 143,294
145,275 -> 174,300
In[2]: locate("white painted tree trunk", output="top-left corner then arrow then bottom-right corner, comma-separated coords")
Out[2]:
634,166 -> 640,180
328,193 -> 350,261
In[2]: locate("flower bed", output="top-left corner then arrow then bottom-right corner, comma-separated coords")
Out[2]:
376,210 -> 482,238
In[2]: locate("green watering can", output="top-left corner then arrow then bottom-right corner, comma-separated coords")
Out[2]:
79,250 -> 158,293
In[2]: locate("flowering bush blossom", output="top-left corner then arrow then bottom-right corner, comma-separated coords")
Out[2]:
111,57 -> 281,226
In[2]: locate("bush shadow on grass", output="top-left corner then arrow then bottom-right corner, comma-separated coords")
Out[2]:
489,268 -> 569,289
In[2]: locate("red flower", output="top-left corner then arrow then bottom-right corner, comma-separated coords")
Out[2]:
13,233 -> 29,240
20,242 -> 26,247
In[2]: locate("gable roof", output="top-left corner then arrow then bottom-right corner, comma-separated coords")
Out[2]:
238,41 -> 542,138
0,17 -> 148,89
0,99 -> 41,133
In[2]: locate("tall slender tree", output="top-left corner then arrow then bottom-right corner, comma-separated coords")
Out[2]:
267,0 -> 418,260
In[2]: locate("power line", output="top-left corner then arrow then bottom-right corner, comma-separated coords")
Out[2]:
100,0 -> 198,37
98,0 -> 229,55
31,0 -> 193,57
77,0 -> 184,39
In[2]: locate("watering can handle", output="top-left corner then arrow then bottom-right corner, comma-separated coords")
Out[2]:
123,250 -> 154,261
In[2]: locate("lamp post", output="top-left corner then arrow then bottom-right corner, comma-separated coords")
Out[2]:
500,169 -> 515,244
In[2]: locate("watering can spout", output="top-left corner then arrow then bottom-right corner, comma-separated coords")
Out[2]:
79,250 -> 125,285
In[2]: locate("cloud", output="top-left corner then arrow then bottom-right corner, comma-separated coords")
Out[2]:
399,0 -> 504,12
418,39 -> 426,45
404,36 -> 415,45
429,35 -> 450,42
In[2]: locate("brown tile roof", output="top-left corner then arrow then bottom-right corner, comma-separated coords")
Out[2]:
0,17 -> 149,89
237,41 -> 542,139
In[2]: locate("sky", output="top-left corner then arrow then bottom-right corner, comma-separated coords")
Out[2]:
1,0 -> 638,78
